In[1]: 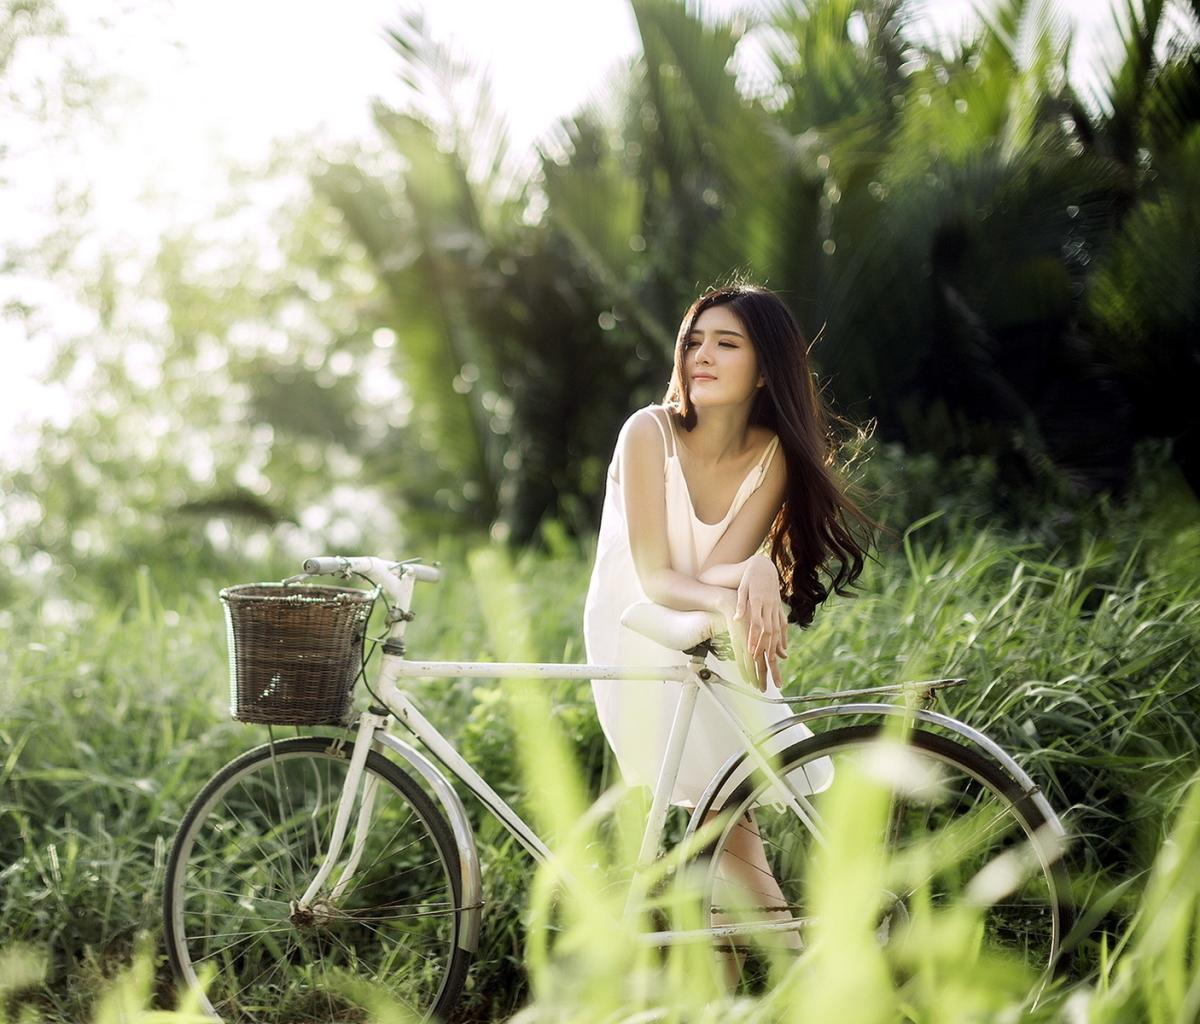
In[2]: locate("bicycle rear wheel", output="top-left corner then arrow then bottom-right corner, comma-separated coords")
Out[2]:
694,725 -> 1072,988
164,736 -> 471,1022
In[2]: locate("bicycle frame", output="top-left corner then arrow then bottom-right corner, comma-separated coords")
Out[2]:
287,556 -> 1068,949
306,644 -> 747,929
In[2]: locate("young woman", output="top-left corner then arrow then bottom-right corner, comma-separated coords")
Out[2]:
583,283 -> 873,808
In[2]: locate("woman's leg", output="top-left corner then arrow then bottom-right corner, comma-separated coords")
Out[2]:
709,809 -> 800,986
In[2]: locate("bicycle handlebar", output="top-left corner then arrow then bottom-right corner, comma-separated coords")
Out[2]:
301,556 -> 442,585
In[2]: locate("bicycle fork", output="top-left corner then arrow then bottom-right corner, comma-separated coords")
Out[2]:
291,710 -> 390,918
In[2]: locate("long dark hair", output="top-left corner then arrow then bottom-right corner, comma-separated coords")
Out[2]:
664,285 -> 873,627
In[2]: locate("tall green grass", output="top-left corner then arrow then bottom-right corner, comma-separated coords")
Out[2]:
1,476 -> 1198,1020
1,568 -> 236,1019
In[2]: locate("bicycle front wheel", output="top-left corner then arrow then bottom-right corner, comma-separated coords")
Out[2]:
695,725 -> 1072,987
163,736 -> 471,1022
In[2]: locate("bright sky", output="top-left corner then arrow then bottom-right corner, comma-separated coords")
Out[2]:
0,0 -> 1126,459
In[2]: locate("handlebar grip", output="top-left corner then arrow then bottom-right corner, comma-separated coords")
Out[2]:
407,563 -> 442,583
302,557 -> 349,575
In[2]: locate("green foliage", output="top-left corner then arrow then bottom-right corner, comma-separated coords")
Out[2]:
389,494 -> 1200,1024
3,467 -> 1200,1019
316,15 -> 661,543
5,0 -> 1199,576
1,1 -> 61,76
2,162 -> 416,599
1088,773 -> 1200,1024
0,568 -> 235,1016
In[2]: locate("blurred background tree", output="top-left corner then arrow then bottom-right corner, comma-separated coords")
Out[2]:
2,0 -> 1198,581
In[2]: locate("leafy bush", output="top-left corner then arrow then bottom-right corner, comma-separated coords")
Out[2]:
2,471 -> 1199,1018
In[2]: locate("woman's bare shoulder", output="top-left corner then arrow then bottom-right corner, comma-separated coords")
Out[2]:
611,407 -> 670,484
620,406 -> 671,448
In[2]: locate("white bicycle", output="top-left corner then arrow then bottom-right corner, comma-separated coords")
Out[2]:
162,555 -> 1073,1022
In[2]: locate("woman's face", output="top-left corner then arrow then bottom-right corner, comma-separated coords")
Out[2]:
682,304 -> 764,411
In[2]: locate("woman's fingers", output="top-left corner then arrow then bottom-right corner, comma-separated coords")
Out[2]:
726,582 -> 787,692
733,625 -> 778,693
765,651 -> 782,690
733,641 -> 757,690
734,559 -> 789,665
746,648 -> 769,692
727,616 -> 763,691
743,608 -> 787,660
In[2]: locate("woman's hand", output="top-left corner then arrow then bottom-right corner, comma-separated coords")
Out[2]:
726,555 -> 787,691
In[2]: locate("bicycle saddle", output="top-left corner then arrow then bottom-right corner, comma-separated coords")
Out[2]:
620,602 -> 733,659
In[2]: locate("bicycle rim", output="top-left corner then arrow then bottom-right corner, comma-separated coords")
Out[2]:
697,725 -> 1072,989
163,736 -> 470,1022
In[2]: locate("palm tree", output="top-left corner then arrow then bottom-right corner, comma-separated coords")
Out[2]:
321,0 -> 1198,543
1079,0 -> 1200,494
750,0 -> 1153,500
318,14 -> 669,543
550,0 -> 1142,501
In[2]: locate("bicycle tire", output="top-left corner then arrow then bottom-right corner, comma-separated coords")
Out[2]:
163,736 -> 472,1022
692,725 -> 1072,988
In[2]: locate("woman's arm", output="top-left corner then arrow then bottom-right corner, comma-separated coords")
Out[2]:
694,456 -> 789,689
621,411 -> 788,689
620,410 -> 737,617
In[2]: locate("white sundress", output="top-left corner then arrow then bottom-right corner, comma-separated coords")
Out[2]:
583,406 -> 832,807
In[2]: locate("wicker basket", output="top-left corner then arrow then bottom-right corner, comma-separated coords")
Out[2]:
220,583 -> 375,725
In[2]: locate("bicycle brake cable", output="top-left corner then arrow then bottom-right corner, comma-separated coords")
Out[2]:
355,575 -> 389,706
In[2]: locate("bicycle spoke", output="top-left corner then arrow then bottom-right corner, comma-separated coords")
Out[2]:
697,727 -> 1071,993
164,738 -> 471,1022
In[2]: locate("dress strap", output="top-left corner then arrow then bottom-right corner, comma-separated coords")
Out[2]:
756,435 -> 780,475
649,406 -> 677,459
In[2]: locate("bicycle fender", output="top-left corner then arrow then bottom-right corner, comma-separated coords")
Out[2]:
373,732 -> 484,954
